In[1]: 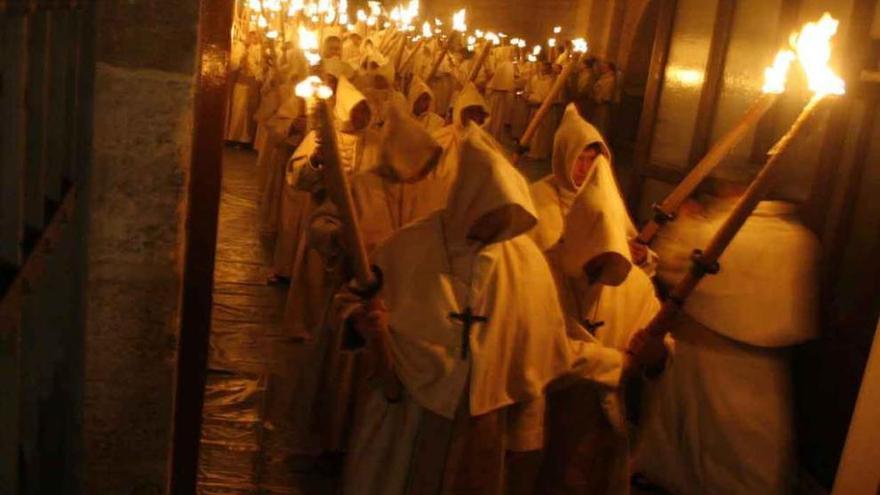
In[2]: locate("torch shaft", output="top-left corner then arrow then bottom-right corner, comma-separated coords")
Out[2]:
315,99 -> 375,289
427,44 -> 450,81
468,40 -> 493,82
645,94 -> 826,338
399,39 -> 425,73
514,53 -> 585,163
637,92 -> 779,244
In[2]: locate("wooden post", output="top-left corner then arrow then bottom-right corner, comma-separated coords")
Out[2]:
636,93 -> 778,245
24,12 -> 51,243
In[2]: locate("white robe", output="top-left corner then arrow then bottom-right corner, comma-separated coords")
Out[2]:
226,41 -> 262,143
634,199 -> 820,495
485,56 -> 516,141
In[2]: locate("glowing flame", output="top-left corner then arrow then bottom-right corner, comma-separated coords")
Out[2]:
248,0 -> 261,10
356,9 -> 367,21
547,38 -> 557,48
532,45 -> 542,55
288,0 -> 304,15
762,50 -> 795,94
258,15 -> 268,29
299,26 -> 321,65
790,13 -> 845,96
296,75 -> 334,100
553,26 -> 562,34
485,32 -> 500,46
527,54 -> 537,63
475,30 -> 484,39
422,21 -> 433,38
368,1 -> 382,17
452,9 -> 467,32
266,30 -> 279,39
572,38 -> 588,54
467,35 -> 476,46
264,0 -> 282,12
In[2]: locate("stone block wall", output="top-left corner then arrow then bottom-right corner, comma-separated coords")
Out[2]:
83,1 -> 198,493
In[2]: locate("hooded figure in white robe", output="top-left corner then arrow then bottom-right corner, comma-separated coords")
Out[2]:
532,105 -> 661,494
274,77 -> 383,455
484,46 -> 517,142
273,76 -> 381,280
339,125 -> 624,495
361,58 -> 408,129
226,32 -> 263,144
530,104 -> 607,251
306,101 -> 450,457
633,197 -> 820,495
430,82 -> 492,198
407,76 -> 446,133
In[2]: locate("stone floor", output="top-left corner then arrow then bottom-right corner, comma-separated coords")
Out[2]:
198,147 -> 337,495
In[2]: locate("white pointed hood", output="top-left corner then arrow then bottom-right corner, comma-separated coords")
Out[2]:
407,75 -> 435,115
334,76 -> 369,132
443,124 -> 537,245
555,158 -> 635,285
376,100 -> 443,182
452,82 -> 490,129
553,104 -> 612,193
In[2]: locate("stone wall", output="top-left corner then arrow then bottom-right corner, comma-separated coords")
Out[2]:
83,1 -> 198,493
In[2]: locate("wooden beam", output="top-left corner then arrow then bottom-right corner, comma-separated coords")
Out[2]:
168,0 -> 233,492
45,11 -> 71,206
0,16 -> 29,273
0,186 -> 77,492
628,0 -> 677,210
24,12 -> 50,251
685,0 -> 736,168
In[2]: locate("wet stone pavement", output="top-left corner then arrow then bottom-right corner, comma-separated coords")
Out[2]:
198,147 -> 337,495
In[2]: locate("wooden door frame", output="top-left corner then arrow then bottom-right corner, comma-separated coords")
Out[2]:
168,0 -> 233,493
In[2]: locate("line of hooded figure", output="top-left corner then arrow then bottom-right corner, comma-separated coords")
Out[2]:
244,30 -> 820,495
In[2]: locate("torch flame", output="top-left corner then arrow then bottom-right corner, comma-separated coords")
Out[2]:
790,13 -> 845,96
368,1 -> 382,17
257,15 -> 268,29
296,75 -> 334,100
532,45 -> 542,55
452,9 -> 467,32
553,26 -> 562,34
572,38 -> 588,54
422,21 -> 433,38
547,38 -> 557,48
289,0 -> 305,15
486,32 -> 500,46
299,26 -> 321,66
762,50 -> 795,94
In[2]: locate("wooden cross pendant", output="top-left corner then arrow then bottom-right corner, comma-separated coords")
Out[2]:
449,307 -> 489,359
